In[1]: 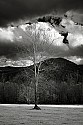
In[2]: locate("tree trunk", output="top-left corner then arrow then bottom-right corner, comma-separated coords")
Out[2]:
33,64 -> 41,110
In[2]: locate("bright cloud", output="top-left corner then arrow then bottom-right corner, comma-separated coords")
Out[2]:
0,56 -> 33,67
61,18 -> 83,34
65,56 -> 82,64
0,27 -> 15,42
60,18 -> 83,48
20,22 -> 65,47
68,33 -> 83,47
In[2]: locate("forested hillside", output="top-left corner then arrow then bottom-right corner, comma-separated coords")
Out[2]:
0,58 -> 83,104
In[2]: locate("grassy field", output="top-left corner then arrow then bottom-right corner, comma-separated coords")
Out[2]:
0,105 -> 83,125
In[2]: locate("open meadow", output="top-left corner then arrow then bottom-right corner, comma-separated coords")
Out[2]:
0,105 -> 83,125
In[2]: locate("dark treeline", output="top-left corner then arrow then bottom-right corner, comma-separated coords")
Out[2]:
0,58 -> 83,104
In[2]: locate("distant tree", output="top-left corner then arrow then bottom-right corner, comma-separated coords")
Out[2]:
4,81 -> 19,103
13,70 -> 35,103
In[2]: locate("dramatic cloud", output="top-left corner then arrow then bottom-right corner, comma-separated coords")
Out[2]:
65,56 -> 83,64
0,0 -> 83,66
0,0 -> 83,26
0,17 -> 83,66
0,56 -> 33,67
65,10 -> 83,24
0,27 -> 15,41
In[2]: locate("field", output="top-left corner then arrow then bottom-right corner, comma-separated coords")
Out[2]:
0,105 -> 83,125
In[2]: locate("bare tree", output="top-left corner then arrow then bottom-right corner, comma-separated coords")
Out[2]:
12,21 -> 69,109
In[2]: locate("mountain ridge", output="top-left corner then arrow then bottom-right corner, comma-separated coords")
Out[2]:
0,57 -> 83,104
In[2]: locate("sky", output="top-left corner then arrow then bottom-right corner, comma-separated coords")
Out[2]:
0,0 -> 83,66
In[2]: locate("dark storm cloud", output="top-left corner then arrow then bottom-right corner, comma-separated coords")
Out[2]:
0,40 -> 20,59
58,0 -> 83,11
69,45 -> 83,58
0,39 -> 33,60
57,45 -> 83,59
0,0 -> 83,26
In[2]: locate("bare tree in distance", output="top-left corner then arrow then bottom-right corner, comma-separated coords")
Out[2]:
11,21 -> 69,109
